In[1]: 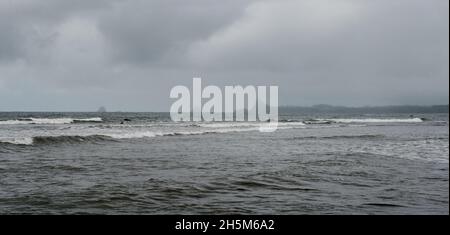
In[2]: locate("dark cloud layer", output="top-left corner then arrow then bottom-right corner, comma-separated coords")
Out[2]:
0,0 -> 448,111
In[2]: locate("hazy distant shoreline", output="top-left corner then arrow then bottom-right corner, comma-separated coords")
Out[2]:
280,104 -> 449,114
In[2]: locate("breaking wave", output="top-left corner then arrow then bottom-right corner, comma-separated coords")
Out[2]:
0,135 -> 112,146
33,135 -> 114,145
314,118 -> 423,124
0,117 -> 103,125
293,134 -> 386,140
0,128 -> 263,146
0,137 -> 34,146
0,117 -> 426,146
198,121 -> 306,128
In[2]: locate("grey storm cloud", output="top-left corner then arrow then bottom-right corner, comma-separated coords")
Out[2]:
0,0 -> 110,61
0,0 -> 448,111
97,0 -> 255,65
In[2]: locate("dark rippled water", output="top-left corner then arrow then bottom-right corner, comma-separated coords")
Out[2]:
0,112 -> 448,214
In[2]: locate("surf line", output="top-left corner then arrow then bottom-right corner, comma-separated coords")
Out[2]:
170,78 -> 279,132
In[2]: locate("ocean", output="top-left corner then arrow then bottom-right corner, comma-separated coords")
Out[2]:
0,112 -> 448,214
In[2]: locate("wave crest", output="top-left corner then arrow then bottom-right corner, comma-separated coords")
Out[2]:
0,128 -> 257,146
316,118 -> 423,123
0,117 -> 103,125
33,135 -> 113,145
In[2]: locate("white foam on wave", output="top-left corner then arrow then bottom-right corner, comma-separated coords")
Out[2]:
0,137 -> 34,145
322,118 -> 423,123
277,122 -> 306,127
104,128 -> 260,139
0,117 -> 103,125
0,120 -> 311,146
106,131 -> 161,139
73,117 -> 103,122
199,122 -> 262,128
0,127 -> 266,145
199,121 -> 306,128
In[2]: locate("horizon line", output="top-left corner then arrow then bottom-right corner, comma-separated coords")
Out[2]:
0,104 -> 448,113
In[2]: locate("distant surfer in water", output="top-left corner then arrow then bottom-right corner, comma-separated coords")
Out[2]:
120,119 -> 132,124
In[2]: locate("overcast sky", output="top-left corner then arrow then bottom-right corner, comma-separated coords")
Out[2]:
0,0 -> 448,111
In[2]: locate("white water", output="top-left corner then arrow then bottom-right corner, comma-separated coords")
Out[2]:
321,118 -> 423,123
0,117 -> 102,125
0,118 -> 425,146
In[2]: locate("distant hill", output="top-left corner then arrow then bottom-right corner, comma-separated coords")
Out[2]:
97,106 -> 107,113
279,105 -> 449,114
